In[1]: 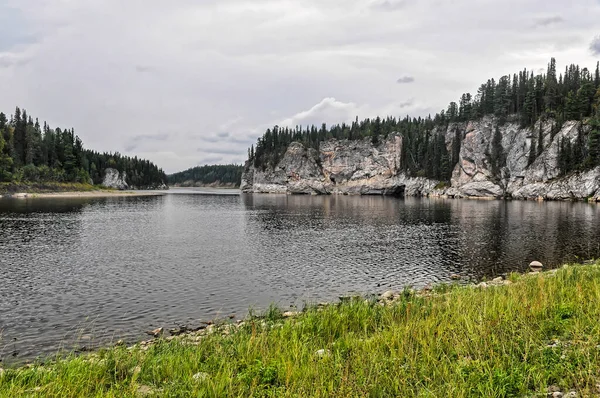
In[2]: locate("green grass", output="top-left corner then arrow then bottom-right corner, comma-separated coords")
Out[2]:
0,182 -> 109,195
2,264 -> 600,397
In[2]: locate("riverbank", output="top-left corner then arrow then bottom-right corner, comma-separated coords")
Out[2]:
1,263 -> 600,396
0,182 -> 167,199
171,182 -> 240,189
5,191 -> 167,199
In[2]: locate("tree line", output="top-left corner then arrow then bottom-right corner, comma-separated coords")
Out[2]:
248,59 -> 600,181
0,107 -> 167,188
168,164 -> 243,187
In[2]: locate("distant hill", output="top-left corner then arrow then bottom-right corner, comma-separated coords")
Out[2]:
168,164 -> 243,188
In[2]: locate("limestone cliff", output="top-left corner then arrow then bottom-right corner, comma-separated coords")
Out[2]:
242,116 -> 600,201
102,168 -> 168,190
241,136 -> 440,197
102,168 -> 129,190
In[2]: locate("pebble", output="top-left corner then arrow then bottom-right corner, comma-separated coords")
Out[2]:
146,327 -> 163,337
381,291 -> 395,300
546,339 -> 560,348
283,311 -> 299,318
529,261 -> 543,272
315,349 -> 331,357
137,385 -> 155,396
193,372 -> 209,382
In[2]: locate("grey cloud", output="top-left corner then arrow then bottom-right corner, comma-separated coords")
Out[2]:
0,53 -> 30,68
131,133 -> 171,142
199,136 -> 222,143
199,134 -> 254,145
370,0 -> 410,11
123,133 -> 171,153
533,16 -> 564,27
591,36 -> 600,55
197,147 -> 245,156
196,156 -> 224,165
397,76 -> 415,84
230,136 -> 256,145
398,99 -> 415,108
135,65 -> 155,73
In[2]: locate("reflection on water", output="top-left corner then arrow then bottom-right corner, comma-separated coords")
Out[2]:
0,190 -> 599,362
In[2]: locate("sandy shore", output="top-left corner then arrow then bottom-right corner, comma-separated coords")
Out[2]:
3,190 -> 167,199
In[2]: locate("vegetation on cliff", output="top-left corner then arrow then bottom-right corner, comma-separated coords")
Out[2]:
248,59 -> 600,181
167,164 -> 242,187
2,263 -> 600,396
0,107 -> 168,189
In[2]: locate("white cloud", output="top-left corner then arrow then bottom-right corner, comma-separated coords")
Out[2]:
279,98 -> 363,128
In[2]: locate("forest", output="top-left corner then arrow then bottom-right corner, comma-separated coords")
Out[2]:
248,58 -> 600,181
168,164 -> 243,187
0,107 -> 167,188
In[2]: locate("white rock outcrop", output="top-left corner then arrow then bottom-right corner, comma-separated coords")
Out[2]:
102,168 -> 129,190
242,117 -> 600,200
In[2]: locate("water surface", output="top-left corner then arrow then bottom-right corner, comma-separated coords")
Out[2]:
1,190 -> 599,362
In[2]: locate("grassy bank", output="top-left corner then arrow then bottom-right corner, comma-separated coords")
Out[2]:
2,264 -> 600,397
0,182 -> 103,195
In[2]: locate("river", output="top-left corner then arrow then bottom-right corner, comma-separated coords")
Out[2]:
1,188 -> 599,362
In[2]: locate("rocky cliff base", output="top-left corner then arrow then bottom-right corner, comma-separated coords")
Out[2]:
241,117 -> 600,201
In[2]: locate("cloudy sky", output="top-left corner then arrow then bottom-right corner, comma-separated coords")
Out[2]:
0,0 -> 599,173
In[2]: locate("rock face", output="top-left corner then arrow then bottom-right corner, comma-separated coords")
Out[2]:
101,168 -> 168,190
102,168 -> 129,190
242,116 -> 600,200
241,138 -> 439,196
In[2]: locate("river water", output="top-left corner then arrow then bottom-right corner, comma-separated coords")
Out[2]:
1,188 -> 599,362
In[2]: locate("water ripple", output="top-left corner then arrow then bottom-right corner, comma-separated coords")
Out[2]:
0,191 -> 599,362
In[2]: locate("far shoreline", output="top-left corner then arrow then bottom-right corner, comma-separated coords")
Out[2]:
1,190 -> 168,199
